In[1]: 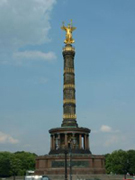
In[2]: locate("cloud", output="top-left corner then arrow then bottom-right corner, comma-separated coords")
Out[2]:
92,125 -> 120,134
0,131 -> 19,144
0,0 -> 56,48
14,51 -> 56,61
100,125 -> 112,132
13,51 -> 56,65
0,0 -> 57,64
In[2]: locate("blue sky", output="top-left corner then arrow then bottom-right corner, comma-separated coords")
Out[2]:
0,0 -> 135,155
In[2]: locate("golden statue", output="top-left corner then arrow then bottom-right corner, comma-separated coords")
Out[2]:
61,20 -> 76,44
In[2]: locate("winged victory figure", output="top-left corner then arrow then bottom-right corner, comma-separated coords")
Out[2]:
61,20 -> 76,44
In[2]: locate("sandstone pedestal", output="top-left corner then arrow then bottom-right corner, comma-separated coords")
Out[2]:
35,154 -> 105,175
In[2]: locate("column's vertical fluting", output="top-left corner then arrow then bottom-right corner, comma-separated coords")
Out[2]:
61,44 -> 78,127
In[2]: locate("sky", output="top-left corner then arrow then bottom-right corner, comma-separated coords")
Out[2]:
0,0 -> 135,155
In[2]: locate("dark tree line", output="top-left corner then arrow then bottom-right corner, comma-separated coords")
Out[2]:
0,151 -> 37,177
105,149 -> 135,175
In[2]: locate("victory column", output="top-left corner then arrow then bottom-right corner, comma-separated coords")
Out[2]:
35,21 -> 105,177
61,20 -> 78,127
48,21 -> 91,154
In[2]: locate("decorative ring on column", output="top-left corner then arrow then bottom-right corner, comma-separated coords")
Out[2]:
63,114 -> 77,119
63,99 -> 76,104
64,68 -> 74,74
63,84 -> 75,89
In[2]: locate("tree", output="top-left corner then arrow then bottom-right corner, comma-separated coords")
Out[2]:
0,152 -> 13,177
10,157 -> 22,180
127,150 -> 135,175
14,151 -> 37,174
0,151 -> 37,177
105,149 -> 128,175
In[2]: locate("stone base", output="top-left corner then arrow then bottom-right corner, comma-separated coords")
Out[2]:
49,148 -> 91,155
35,154 -> 106,176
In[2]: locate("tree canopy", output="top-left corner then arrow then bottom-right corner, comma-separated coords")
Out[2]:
105,149 -> 135,175
0,151 -> 37,177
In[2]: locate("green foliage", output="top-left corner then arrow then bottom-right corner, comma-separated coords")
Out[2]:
14,151 -> 37,172
0,152 -> 13,177
127,149 -> 135,175
0,151 -> 37,177
105,149 -> 135,175
10,156 -> 22,176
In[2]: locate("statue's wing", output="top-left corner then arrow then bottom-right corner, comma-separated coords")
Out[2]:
71,27 -> 76,31
61,26 -> 67,31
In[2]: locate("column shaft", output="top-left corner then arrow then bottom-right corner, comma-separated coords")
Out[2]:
84,134 -> 87,150
83,136 -> 85,149
58,134 -> 60,148
79,134 -> 82,149
87,135 -> 90,150
52,135 -> 55,150
62,45 -> 78,127
51,135 -> 53,150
